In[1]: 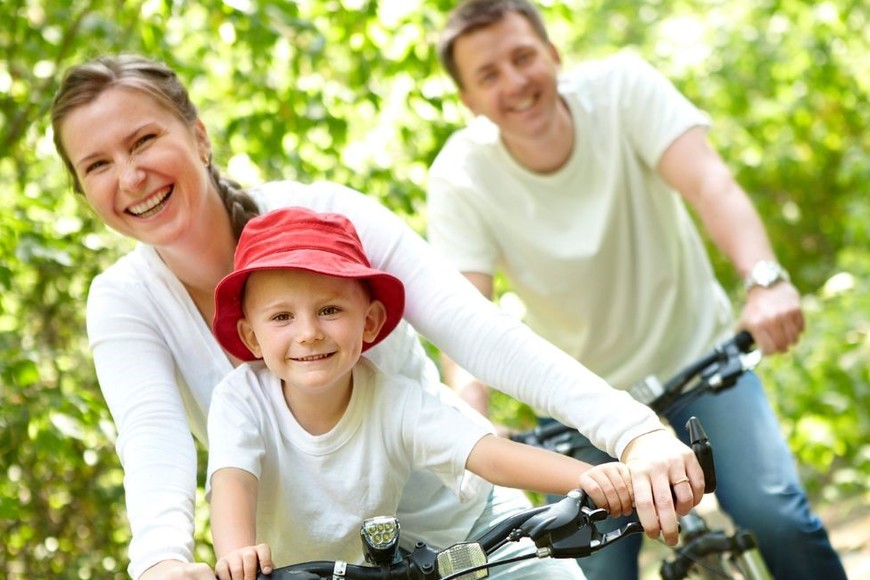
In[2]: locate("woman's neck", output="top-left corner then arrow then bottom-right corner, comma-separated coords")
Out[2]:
156,197 -> 236,323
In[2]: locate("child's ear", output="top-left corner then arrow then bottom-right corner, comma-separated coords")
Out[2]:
237,318 -> 263,358
362,300 -> 388,345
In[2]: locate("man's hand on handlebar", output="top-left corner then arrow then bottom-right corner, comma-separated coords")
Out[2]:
215,543 -> 274,580
741,281 -> 804,354
619,429 -> 705,545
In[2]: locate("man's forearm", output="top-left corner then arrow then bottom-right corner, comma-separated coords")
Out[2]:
440,353 -> 491,417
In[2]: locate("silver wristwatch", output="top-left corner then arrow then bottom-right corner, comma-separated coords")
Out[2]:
743,260 -> 790,292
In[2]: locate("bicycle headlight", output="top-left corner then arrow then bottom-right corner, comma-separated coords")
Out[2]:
360,515 -> 400,565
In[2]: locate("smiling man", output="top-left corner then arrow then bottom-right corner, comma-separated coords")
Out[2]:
426,1 -> 845,579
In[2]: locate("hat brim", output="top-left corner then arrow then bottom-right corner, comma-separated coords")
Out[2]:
213,249 -> 405,361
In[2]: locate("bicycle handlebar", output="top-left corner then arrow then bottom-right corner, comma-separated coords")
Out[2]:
637,330 -> 757,414
513,331 -> 758,450
259,416 -> 715,580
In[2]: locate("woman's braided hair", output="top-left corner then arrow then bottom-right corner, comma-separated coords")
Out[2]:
50,54 -> 260,240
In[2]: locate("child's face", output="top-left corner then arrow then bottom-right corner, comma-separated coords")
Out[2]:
237,269 -> 386,397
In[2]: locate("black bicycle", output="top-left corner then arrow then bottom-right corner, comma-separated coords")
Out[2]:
511,331 -> 771,580
256,417 -> 715,579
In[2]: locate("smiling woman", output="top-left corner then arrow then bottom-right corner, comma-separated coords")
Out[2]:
49,54 -> 703,580
58,86 -> 223,250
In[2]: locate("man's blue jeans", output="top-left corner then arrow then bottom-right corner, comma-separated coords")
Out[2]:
544,372 -> 846,579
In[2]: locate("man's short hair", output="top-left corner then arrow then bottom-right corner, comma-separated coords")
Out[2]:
438,0 -> 550,89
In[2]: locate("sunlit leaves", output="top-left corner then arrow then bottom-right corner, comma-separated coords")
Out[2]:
2,0 -> 869,576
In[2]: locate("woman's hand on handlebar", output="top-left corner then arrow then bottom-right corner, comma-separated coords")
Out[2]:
139,559 -> 217,580
620,429 -> 705,545
577,462 -> 634,518
215,543 -> 274,580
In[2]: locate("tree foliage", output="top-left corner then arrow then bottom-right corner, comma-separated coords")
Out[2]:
1,0 -> 868,576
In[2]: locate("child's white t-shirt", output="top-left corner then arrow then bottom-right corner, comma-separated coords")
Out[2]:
206,358 -> 490,567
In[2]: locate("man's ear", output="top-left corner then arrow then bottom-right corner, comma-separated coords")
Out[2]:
237,318 -> 263,359
362,300 -> 388,345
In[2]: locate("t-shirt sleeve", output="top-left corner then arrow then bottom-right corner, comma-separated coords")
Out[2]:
614,53 -> 711,168
396,378 -> 490,502
206,370 -> 266,499
86,267 -> 199,578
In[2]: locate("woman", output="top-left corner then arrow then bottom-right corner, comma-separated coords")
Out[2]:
51,55 -> 702,579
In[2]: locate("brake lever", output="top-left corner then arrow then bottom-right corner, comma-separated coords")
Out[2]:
705,332 -> 761,392
594,521 -> 645,550
521,489 -> 644,559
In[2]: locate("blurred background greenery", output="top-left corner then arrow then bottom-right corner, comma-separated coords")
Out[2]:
1,0 -> 868,577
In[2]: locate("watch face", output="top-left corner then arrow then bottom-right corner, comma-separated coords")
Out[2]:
757,264 -> 777,285
747,261 -> 787,289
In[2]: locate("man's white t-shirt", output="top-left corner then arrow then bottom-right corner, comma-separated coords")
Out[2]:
207,358 -> 489,567
428,53 -> 734,389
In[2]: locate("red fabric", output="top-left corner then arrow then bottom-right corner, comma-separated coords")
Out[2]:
213,207 -> 405,361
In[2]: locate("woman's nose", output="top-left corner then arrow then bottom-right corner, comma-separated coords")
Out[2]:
119,158 -> 147,192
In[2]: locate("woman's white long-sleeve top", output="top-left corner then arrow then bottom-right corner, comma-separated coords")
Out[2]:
86,179 -> 662,578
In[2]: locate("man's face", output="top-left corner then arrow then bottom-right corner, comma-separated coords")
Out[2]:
454,12 -> 562,146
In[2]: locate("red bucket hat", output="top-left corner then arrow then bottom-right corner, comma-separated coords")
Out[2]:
213,207 -> 405,361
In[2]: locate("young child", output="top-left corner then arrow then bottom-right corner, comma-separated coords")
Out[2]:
207,207 -> 635,580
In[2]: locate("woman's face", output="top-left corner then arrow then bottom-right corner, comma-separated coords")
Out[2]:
59,86 -> 214,247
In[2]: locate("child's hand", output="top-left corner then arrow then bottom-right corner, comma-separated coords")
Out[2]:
577,462 -> 634,517
214,543 -> 274,580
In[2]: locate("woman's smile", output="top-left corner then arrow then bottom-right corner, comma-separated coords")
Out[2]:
127,185 -> 174,217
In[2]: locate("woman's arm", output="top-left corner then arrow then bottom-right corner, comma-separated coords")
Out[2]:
87,276 -> 202,578
259,181 -> 701,544
265,180 -> 662,458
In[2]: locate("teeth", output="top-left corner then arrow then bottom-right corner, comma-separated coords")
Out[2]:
512,97 -> 535,112
296,353 -> 330,361
128,187 -> 172,217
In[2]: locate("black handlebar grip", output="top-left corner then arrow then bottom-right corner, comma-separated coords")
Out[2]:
733,330 -> 755,353
686,416 -> 717,493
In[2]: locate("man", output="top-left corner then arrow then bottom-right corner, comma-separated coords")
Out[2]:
426,1 -> 846,578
